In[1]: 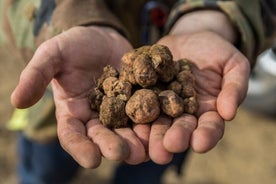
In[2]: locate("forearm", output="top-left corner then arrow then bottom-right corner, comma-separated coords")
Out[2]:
169,10 -> 239,45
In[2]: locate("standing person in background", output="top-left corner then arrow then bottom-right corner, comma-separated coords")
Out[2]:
1,0 -> 275,183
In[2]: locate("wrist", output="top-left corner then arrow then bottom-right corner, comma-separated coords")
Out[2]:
169,10 -> 239,44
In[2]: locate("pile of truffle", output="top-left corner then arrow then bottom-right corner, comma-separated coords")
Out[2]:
88,44 -> 198,128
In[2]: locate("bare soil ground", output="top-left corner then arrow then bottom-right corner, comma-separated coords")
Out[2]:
1,48 -> 276,184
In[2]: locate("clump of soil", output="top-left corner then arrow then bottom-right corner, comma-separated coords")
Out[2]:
88,44 -> 198,128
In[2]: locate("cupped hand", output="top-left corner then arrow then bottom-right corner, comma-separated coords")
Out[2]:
11,26 -> 147,168
148,31 -> 251,164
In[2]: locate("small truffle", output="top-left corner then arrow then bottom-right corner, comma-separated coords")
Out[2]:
159,90 -> 184,118
175,58 -> 192,72
176,70 -> 196,98
150,44 -> 175,82
88,87 -> 104,111
168,81 -> 182,95
102,77 -> 132,101
120,46 -> 151,84
99,96 -> 129,128
184,96 -> 198,114
133,53 -> 158,87
97,65 -> 119,89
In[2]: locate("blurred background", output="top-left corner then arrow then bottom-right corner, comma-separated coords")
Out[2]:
1,47 -> 276,184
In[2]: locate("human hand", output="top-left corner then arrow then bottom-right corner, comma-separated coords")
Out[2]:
11,26 -> 148,168
148,30 -> 250,164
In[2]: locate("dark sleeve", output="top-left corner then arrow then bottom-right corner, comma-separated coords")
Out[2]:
260,0 -> 276,36
35,0 -> 128,41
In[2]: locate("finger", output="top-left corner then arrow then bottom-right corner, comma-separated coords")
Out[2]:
132,124 -> 151,161
217,84 -> 240,120
11,39 -> 61,108
218,54 -> 250,120
57,117 -> 102,168
132,124 -> 151,150
87,119 -> 130,161
114,128 -> 147,164
217,82 -> 247,120
149,115 -> 173,164
163,114 -> 197,153
190,111 -> 225,153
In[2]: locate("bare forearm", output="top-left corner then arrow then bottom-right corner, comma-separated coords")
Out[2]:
169,10 -> 239,44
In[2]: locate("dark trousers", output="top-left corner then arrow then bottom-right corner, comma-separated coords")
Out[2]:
17,133 -> 189,184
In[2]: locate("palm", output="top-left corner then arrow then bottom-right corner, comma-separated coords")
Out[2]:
161,31 -> 250,118
50,27 -> 128,124
11,26 -> 151,168
148,31 -> 251,163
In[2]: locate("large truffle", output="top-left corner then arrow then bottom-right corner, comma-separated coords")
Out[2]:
125,89 -> 160,124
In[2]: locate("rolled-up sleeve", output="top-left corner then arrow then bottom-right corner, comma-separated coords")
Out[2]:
51,0 -> 127,36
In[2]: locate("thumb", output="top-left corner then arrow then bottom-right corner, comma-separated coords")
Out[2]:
11,39 -> 61,108
217,57 -> 250,120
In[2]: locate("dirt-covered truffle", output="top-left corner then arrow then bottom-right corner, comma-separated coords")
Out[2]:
175,58 -> 192,73
168,81 -> 182,95
88,87 -> 104,111
133,53 -> 158,87
99,96 -> 129,128
125,89 -> 160,124
120,46 -> 151,84
97,65 -> 119,89
183,96 -> 198,115
102,77 -> 132,101
150,44 -> 175,82
176,70 -> 196,98
159,90 -> 184,118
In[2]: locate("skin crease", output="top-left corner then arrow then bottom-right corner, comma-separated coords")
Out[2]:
148,30 -> 250,164
11,10 -> 250,167
149,11 -> 250,163
11,26 -> 142,168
